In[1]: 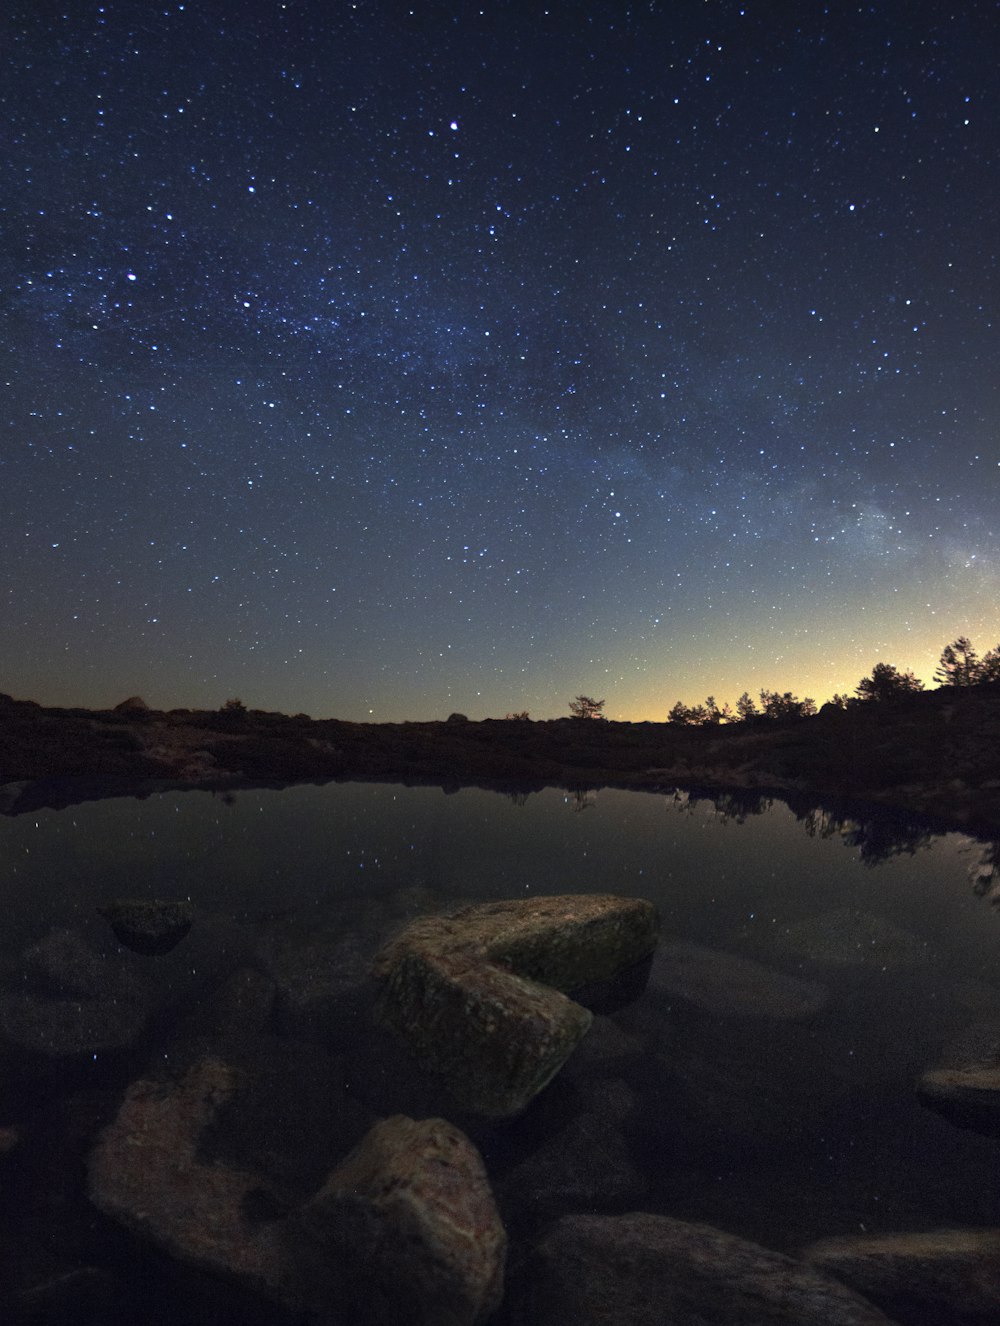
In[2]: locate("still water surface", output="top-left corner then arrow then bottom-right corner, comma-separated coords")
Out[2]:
3,780 -> 1000,1308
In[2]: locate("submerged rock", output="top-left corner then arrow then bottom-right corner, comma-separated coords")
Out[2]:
766,908 -> 931,969
649,941 -> 828,1019
98,899 -> 193,956
917,1019 -> 1000,1135
805,1228 -> 1000,1325
373,894 -> 659,1116
512,1212 -> 894,1325
295,1114 -> 506,1326
88,1058 -> 291,1300
0,928 -> 150,1063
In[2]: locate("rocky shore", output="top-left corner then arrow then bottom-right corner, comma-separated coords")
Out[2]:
2,683 -> 1000,832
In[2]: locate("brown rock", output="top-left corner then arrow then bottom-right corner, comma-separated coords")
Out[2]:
295,1114 -> 506,1326
649,941 -> 828,1019
87,1058 -> 291,1300
917,1020 -> 1000,1135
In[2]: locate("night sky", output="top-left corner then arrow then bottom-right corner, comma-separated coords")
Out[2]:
3,1 -> 998,722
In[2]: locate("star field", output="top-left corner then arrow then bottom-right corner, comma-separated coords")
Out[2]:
2,1 -> 998,720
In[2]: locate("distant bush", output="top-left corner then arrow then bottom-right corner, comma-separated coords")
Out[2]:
505,711 -> 531,721
446,712 -> 469,723
568,695 -> 605,720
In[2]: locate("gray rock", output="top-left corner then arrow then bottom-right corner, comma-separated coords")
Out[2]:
512,1212 -> 894,1325
294,1114 -> 506,1326
98,899 -> 193,956
917,1019 -> 1000,1135
649,941 -> 828,1019
373,894 -> 659,1116
805,1228 -> 1000,1325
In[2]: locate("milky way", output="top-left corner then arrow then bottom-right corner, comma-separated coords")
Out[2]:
2,1 -> 997,720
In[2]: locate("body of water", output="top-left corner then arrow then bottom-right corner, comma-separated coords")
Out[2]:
2,780 -> 999,1320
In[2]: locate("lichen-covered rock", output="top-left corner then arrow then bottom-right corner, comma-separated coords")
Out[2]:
373,895 -> 659,1116
512,1212 -> 894,1325
917,1019 -> 1000,1135
805,1228 -> 1000,1325
98,899 -> 193,956
295,1114 -> 506,1326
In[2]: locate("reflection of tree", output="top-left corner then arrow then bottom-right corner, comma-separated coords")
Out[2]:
963,838 -> 1000,905
505,790 -> 531,808
794,804 -> 936,864
565,788 -> 598,813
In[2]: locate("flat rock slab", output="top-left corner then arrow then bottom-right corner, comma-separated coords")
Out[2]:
295,1114 -> 506,1326
805,1228 -> 1000,1325
649,941 -> 828,1019
513,1212 -> 894,1325
917,1019 -> 1000,1135
373,895 -> 659,1117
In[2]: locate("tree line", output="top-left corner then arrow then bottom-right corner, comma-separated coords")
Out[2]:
664,635 -> 1000,726
561,636 -> 1000,726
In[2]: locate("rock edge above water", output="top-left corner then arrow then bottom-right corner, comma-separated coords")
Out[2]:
373,894 -> 660,1116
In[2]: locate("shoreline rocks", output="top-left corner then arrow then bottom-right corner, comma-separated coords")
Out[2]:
373,895 -> 659,1116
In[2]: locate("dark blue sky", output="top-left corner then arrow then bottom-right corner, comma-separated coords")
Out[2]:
3,1 -> 998,719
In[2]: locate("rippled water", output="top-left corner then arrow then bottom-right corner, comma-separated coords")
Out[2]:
2,780 -> 999,1319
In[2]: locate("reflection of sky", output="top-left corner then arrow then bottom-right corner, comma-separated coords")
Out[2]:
2,2 -> 998,719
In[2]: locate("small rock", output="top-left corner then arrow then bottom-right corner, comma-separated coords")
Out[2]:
512,1212 -> 894,1325
805,1228 -> 1000,1325
373,894 -> 659,1116
98,899 -> 193,956
294,1114 -> 506,1326
0,991 -> 147,1061
649,941 -> 828,1019
917,1020 -> 1000,1135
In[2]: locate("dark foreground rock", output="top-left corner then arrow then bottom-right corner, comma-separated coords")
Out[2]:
373,894 -> 659,1116
294,1115 -> 506,1326
805,1228 -> 1000,1325
98,898 -> 194,955
917,1020 -> 1000,1136
511,1212 -> 895,1325
88,1057 -> 505,1324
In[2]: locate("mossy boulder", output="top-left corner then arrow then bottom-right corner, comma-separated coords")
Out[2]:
373,895 -> 659,1117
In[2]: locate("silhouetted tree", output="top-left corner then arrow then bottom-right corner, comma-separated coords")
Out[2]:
703,696 -> 732,724
504,711 -> 531,720
735,691 -> 757,721
827,693 -> 852,709
759,689 -> 816,719
977,644 -> 1000,683
569,695 -> 605,720
855,662 -> 924,702
935,636 -> 980,686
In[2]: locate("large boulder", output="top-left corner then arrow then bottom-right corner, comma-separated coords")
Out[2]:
511,1212 -> 894,1325
917,1019 -> 1000,1135
373,895 -> 659,1116
805,1228 -> 1000,1325
294,1115 -> 506,1326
